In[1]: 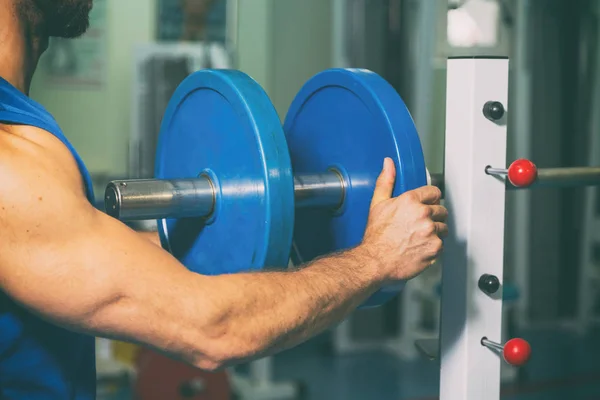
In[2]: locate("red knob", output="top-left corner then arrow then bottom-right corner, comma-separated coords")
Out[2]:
507,159 -> 538,187
502,338 -> 531,366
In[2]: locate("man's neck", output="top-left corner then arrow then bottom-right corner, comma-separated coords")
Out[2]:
0,1 -> 48,95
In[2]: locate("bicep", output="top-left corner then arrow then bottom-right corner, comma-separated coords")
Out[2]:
0,164 -> 190,333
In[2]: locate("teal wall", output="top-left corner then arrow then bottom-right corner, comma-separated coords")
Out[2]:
30,0 -> 333,183
30,0 -> 157,177
236,0 -> 333,119
270,0 -> 332,119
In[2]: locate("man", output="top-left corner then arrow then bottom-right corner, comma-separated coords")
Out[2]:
0,1 -> 448,399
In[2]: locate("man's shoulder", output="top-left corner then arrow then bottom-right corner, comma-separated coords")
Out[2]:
0,123 -> 79,163
0,125 -> 84,196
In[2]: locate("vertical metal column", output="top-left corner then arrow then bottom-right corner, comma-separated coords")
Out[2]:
512,0 -> 533,330
331,0 -> 349,68
439,58 -> 509,400
577,1 -> 600,331
413,0 -> 439,162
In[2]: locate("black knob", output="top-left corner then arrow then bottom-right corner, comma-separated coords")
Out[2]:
483,101 -> 505,121
478,274 -> 500,295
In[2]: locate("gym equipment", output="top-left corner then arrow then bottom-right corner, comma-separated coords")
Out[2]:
481,337 -> 531,367
486,159 -> 600,188
284,69 -> 427,307
106,66 -> 600,304
106,68 -> 427,307
149,69 -> 294,276
134,348 -> 231,400
436,57 -> 514,400
425,56 -> 598,400
107,58 -> 600,400
415,336 -> 531,367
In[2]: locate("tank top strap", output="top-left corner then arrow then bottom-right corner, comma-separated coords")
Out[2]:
0,79 -> 95,202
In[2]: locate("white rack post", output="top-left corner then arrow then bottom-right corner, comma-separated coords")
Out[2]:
439,57 -> 509,400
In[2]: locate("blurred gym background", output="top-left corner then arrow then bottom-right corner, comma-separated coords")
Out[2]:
29,0 -> 600,399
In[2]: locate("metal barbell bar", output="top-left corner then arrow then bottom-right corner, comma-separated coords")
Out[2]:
106,171 -> 346,221
106,159 -> 600,221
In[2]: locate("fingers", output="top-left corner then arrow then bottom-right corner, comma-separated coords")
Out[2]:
429,205 -> 448,222
412,185 -> 442,205
370,158 -> 396,209
421,207 -> 448,238
434,222 -> 449,238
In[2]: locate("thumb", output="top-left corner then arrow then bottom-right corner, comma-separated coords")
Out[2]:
370,158 -> 396,209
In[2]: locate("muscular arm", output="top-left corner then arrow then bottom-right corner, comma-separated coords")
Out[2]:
137,230 -> 161,247
0,128 -> 385,370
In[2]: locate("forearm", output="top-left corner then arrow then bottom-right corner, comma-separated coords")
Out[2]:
190,246 -> 382,367
86,244 -> 381,371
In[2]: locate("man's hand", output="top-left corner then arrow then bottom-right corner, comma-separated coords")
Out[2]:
362,158 -> 448,282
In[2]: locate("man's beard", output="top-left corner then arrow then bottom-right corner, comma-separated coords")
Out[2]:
24,0 -> 94,38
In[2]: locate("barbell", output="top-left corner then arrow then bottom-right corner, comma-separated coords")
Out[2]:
106,68 -> 427,307
105,68 -> 600,308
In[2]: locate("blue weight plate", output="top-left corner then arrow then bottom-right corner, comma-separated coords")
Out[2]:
284,68 -> 427,308
155,70 -> 294,276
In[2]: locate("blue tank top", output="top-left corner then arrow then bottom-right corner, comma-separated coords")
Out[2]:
0,77 -> 96,399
